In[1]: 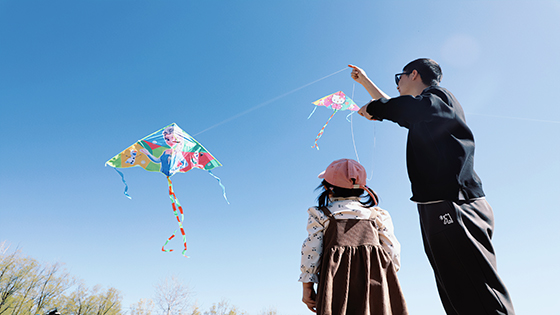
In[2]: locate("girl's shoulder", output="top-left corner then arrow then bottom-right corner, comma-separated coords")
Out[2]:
372,206 -> 390,215
371,206 -> 395,223
307,206 -> 328,221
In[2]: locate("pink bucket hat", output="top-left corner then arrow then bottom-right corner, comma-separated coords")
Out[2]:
318,158 -> 367,189
318,158 -> 378,204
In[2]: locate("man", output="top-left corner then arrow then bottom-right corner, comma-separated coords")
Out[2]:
350,59 -> 515,315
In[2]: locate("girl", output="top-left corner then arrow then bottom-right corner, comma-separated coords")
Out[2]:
299,159 -> 408,315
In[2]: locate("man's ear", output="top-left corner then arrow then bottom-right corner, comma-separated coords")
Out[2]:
410,69 -> 421,81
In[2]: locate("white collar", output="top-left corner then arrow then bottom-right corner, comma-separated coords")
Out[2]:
330,196 -> 360,202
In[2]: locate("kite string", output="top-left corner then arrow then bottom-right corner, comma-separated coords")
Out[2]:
349,83 -> 360,163
194,67 -> 349,137
367,123 -> 376,181
347,83 -> 375,181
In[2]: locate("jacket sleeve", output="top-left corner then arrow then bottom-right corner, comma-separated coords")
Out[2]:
366,93 -> 441,128
374,207 -> 402,271
299,207 -> 327,283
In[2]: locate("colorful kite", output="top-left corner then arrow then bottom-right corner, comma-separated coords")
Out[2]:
309,91 -> 359,149
105,123 -> 227,257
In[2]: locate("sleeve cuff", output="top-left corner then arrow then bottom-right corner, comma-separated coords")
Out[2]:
298,273 -> 319,283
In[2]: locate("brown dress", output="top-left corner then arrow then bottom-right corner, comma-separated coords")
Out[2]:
316,207 -> 408,315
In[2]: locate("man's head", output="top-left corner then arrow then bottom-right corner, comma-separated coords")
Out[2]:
403,58 -> 442,86
396,58 -> 442,96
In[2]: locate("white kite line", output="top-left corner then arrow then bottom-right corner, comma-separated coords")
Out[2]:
193,67 -> 349,136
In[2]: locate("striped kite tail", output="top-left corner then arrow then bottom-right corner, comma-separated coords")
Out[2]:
312,110 -> 338,150
162,176 -> 189,257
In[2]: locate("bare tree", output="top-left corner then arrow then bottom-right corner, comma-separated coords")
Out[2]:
257,307 -> 277,315
129,298 -> 154,315
153,276 -> 193,315
203,299 -> 246,315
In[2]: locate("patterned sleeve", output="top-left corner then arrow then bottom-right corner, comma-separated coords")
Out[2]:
374,207 -> 402,271
299,207 -> 326,283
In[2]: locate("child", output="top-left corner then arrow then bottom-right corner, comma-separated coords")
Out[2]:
299,159 -> 408,315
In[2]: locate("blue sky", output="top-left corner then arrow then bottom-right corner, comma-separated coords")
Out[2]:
1,1 -> 559,314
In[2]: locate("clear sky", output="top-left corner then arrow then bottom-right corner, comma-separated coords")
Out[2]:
1,1 -> 559,314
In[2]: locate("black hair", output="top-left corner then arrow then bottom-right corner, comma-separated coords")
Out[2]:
403,58 -> 442,86
316,179 -> 379,208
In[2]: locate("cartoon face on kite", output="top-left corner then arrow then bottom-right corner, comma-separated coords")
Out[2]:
311,90 -> 359,112
163,126 -> 179,147
331,92 -> 346,110
125,150 -> 137,165
308,91 -> 359,149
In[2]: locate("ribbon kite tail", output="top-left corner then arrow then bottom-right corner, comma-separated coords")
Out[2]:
345,111 -> 355,122
312,110 -> 338,150
112,167 -> 131,199
208,170 -> 230,204
163,176 -> 189,257
307,106 -> 318,120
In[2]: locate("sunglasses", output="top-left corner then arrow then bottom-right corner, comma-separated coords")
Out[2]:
394,72 -> 412,85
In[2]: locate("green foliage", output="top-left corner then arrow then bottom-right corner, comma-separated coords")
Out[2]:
0,243 -> 123,315
59,283 -> 122,315
1,243 -> 276,315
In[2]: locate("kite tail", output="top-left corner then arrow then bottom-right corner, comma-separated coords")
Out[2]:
163,176 -> 189,258
113,168 -> 131,199
307,106 -> 318,119
312,110 -> 338,150
346,111 -> 355,122
208,171 -> 230,204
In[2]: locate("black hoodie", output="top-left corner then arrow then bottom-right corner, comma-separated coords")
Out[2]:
366,85 -> 485,202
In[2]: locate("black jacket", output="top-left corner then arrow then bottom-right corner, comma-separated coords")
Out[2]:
366,86 -> 485,202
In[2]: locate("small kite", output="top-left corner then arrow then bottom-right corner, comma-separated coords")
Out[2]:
105,123 -> 227,257
309,91 -> 359,149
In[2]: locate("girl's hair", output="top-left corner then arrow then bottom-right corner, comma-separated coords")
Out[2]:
316,179 -> 379,208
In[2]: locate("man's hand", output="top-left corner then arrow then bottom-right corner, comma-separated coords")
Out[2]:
349,64 -> 390,100
349,64 -> 369,86
358,104 -> 374,120
302,283 -> 317,312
